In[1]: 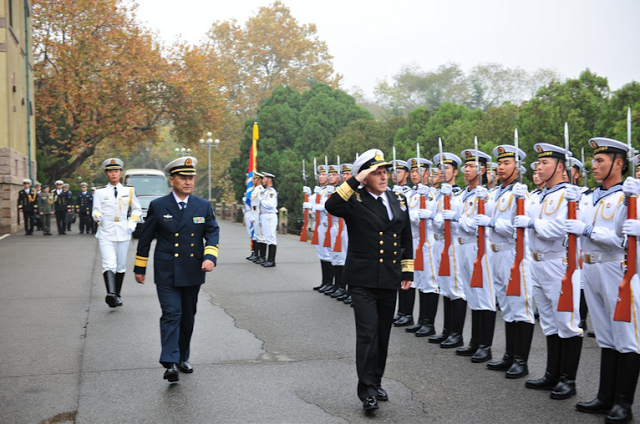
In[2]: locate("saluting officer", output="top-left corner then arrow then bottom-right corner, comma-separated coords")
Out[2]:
18,178 -> 38,235
260,172 -> 278,267
92,158 -> 142,308
134,156 -> 220,382
76,182 -> 94,234
517,143 -> 583,400
325,149 -> 413,412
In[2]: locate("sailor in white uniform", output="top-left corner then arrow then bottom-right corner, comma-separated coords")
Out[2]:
259,172 -> 278,267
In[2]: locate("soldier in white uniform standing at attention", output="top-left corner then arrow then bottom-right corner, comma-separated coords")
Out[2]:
260,172 -> 278,268
92,158 -> 142,308
250,172 -> 266,264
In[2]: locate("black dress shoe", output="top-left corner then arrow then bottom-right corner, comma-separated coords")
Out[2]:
406,319 -> 424,333
575,398 -> 613,414
550,378 -> 576,400
394,315 -> 414,327
343,296 -> 352,305
605,404 -> 633,423
324,286 -> 338,296
336,293 -> 349,301
441,333 -> 463,349
318,284 -> 332,293
487,355 -> 514,371
471,346 -> 492,363
313,284 -> 323,291
415,323 -> 436,337
115,296 -> 123,307
428,331 -> 450,344
331,288 -> 347,298
526,372 -> 559,390
588,331 -> 596,338
105,294 -> 117,308
163,364 -> 179,382
455,342 -> 478,356
178,361 -> 193,373
362,396 -> 379,411
376,387 -> 388,401
506,357 -> 529,379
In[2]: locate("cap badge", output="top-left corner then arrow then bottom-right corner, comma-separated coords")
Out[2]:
185,158 -> 193,166
374,152 -> 384,162
590,140 -> 598,149
465,151 -> 471,158
110,159 -> 116,164
536,145 -> 543,153
498,147 -> 505,154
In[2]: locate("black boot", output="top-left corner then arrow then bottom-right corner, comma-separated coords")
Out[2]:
576,348 -> 618,414
429,296 -> 451,343
343,295 -> 352,305
526,334 -> 561,390
115,272 -> 125,307
551,336 -> 583,400
457,309 -> 480,356
330,266 -> 346,297
441,299 -> 466,348
472,310 -> 496,363
579,289 -> 589,332
394,290 -> 405,322
488,321 -> 516,371
395,288 -> 416,326
313,260 -> 326,290
407,292 -> 429,333
103,271 -> 117,308
246,242 -> 257,261
262,245 -> 277,267
318,261 -> 335,293
254,243 -> 267,264
606,352 -> 640,423
416,293 -> 439,337
506,321 -> 534,379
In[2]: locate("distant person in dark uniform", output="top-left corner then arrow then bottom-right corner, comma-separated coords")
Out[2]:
326,149 -> 413,412
53,180 -> 70,235
76,182 -> 93,234
134,156 -> 220,383
37,185 -> 54,235
18,179 -> 38,235
63,183 -> 74,232
34,182 -> 43,231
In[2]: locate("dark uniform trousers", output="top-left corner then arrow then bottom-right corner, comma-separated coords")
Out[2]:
134,193 -> 220,367
326,176 -> 414,401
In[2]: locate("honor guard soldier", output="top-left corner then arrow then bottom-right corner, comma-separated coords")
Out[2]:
33,182 -> 43,231
18,178 -> 38,235
243,177 -> 255,260
477,145 -> 535,379
307,165 -> 336,293
517,143 -> 583,400
429,152 -> 466,349
325,149 -> 413,412
37,185 -> 54,235
53,180 -> 71,234
249,172 -> 266,264
569,138 -> 640,423
331,163 -> 353,303
134,156 -> 220,382
320,165 -> 340,295
92,158 -> 142,308
76,182 -> 94,234
63,183 -> 74,232
260,172 -> 278,267
449,149 -> 497,363
405,158 -> 441,337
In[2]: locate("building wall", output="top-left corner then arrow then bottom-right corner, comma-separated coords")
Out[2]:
0,0 -> 36,234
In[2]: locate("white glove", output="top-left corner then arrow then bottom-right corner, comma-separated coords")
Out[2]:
623,219 -> 640,237
418,209 -> 432,220
303,186 -> 312,195
623,177 -> 640,196
475,214 -> 492,227
314,186 -> 323,194
441,183 -> 452,196
443,210 -> 458,221
325,186 -> 335,194
416,184 -> 429,196
127,221 -> 136,234
313,203 -> 326,213
513,215 -> 533,228
564,184 -> 582,202
302,202 -> 313,210
512,183 -> 528,198
565,219 -> 587,236
94,215 -> 103,223
392,185 -> 403,193
475,186 -> 488,200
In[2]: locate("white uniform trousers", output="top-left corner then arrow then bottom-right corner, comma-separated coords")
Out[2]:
458,241 -> 496,311
251,211 -> 265,243
260,213 -> 278,245
99,238 -> 129,273
532,258 -> 582,338
491,247 -> 535,324
316,220 -> 332,261
411,236 -> 422,289
417,235 -> 439,294
330,224 -> 347,266
583,261 -> 640,354
432,238 -> 465,300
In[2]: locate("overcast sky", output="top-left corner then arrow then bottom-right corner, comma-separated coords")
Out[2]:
134,0 -> 639,98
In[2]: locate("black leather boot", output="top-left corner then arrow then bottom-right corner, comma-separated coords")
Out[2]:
330,267 -> 346,297
246,242 -> 257,261
488,321 -> 516,371
526,334 -> 561,390
313,260 -> 326,290
407,292 -> 428,333
472,310 -> 496,363
441,299 -> 466,348
576,348 -> 618,414
394,290 -> 405,322
262,245 -> 277,267
551,336 -> 583,400
254,243 -> 267,265
103,271 -> 117,308
394,314 -> 414,327
416,293 -> 439,337
115,272 -> 125,307
343,295 -> 352,305
457,309 -> 480,356
506,321 -> 534,379
605,352 -> 640,423
396,287 -> 415,326
579,289 -> 589,332
318,261 -> 335,293
429,296 -> 451,343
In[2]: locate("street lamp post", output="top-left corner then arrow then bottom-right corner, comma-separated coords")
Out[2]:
199,132 -> 219,201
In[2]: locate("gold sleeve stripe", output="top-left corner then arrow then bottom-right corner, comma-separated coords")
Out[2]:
401,259 -> 414,273
336,182 -> 355,201
204,246 -> 219,257
135,255 -> 148,267
129,215 -> 140,223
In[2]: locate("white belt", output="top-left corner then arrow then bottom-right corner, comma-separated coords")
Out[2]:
581,252 -> 624,265
434,233 -> 446,241
104,217 -> 127,222
457,236 -> 476,245
531,251 -> 565,262
490,242 -> 514,252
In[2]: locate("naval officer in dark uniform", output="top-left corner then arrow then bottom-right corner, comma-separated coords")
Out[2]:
134,156 -> 220,382
325,149 -> 413,412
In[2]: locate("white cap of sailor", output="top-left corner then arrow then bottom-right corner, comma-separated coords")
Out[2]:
327,164 -> 339,174
634,154 -> 640,168
165,156 -> 198,176
571,158 -> 584,172
262,172 -> 275,179
390,160 -> 409,172
317,164 -> 328,174
460,149 -> 491,166
407,157 -> 432,172
534,143 -> 572,161
352,149 -> 392,177
589,137 -> 628,155
102,158 -> 124,172
22,178 -> 31,185
531,161 -> 539,171
55,180 -> 64,186
340,163 -> 353,173
493,145 -> 526,161
433,152 -> 462,169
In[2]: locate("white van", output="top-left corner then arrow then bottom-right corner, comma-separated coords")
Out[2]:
123,169 -> 168,238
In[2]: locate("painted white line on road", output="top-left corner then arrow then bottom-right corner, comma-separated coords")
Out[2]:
0,234 -> 10,241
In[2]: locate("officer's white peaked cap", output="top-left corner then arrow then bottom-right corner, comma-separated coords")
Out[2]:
352,149 -> 392,176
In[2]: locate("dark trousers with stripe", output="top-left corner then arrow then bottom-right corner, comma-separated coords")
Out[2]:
156,284 -> 200,367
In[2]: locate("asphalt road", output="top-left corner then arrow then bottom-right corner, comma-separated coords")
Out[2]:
0,220 -> 633,423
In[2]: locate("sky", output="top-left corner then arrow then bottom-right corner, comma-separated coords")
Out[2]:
133,0 -> 640,98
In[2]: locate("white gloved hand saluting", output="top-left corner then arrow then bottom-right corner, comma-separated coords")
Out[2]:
623,219 -> 640,237
441,183 -> 452,196
512,183 -> 528,198
564,185 -> 582,202
623,177 -> 640,197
